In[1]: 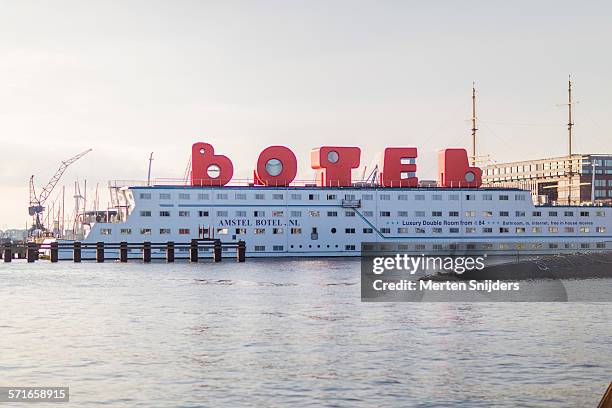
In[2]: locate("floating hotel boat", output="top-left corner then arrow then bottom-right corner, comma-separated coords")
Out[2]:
45,142 -> 611,259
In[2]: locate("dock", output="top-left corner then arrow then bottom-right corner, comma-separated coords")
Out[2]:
1,239 -> 246,263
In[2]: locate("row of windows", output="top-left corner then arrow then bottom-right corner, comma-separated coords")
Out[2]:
482,159 -> 612,175
142,210 -> 288,217
101,228 -> 192,235
254,244 -> 357,252
138,192 -> 528,202
267,242 -> 605,251
583,169 -> 612,175
594,189 -> 612,198
113,241 -> 607,251
590,159 -> 612,167
140,192 -> 356,201
376,242 -> 608,251
141,209 -> 607,218
100,225 -> 605,236
484,161 -> 612,177
101,227 -> 290,236
254,245 -> 285,252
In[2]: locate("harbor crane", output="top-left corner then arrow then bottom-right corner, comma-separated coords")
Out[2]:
28,149 -> 92,235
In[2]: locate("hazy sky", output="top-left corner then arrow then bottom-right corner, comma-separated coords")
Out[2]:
1,0 -> 611,228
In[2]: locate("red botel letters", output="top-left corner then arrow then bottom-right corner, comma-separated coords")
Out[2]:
379,147 -> 418,187
437,148 -> 482,188
310,146 -> 361,187
191,142 -> 234,186
190,142 -> 483,188
254,145 -> 297,186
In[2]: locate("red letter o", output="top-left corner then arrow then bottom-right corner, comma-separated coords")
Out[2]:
255,145 -> 297,186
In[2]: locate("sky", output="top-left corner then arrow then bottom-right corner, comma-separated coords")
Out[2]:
1,0 -> 611,229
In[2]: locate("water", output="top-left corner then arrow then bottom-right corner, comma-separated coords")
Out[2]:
1,259 -> 610,407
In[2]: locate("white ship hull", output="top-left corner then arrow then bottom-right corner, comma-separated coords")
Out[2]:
54,185 -> 612,259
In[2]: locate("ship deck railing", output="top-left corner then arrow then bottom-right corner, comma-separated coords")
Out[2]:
108,178 -> 524,190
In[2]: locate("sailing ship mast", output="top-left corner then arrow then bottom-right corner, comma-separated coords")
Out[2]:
568,76 -> 574,160
471,82 -> 478,167
567,75 -> 575,204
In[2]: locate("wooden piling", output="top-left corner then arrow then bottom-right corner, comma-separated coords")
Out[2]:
166,241 -> 175,263
1,239 -> 245,264
96,242 -> 104,263
598,382 -> 612,408
50,241 -> 59,263
213,239 -> 222,262
3,243 -> 12,262
26,242 -> 37,263
142,241 -> 151,263
73,242 -> 82,263
237,240 -> 246,262
119,242 -> 128,263
190,239 -> 198,263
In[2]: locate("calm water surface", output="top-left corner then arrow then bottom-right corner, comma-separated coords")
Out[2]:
1,259 -> 610,407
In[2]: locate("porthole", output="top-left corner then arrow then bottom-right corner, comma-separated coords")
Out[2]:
327,150 -> 339,163
265,159 -> 283,176
207,164 -> 220,178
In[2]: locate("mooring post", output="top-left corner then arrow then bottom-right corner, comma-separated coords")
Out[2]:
119,241 -> 128,263
166,241 -> 175,263
96,242 -> 104,263
50,241 -> 59,263
3,243 -> 12,262
213,239 -> 222,262
598,382 -> 612,408
73,241 -> 82,263
237,240 -> 246,263
190,239 -> 198,263
26,242 -> 37,263
143,241 -> 151,263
